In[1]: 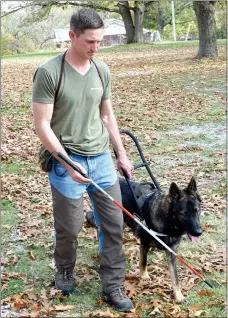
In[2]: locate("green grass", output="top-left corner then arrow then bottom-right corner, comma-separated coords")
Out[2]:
1,199 -> 55,299
182,214 -> 226,251
2,160 -> 37,175
1,200 -> 19,228
53,280 -> 105,314
2,259 -> 54,300
8,256 -> 53,281
1,105 -> 30,115
2,161 -> 28,174
181,275 -> 226,318
2,280 -> 25,298
1,201 -> 24,299
209,102 -> 225,117
212,176 -> 226,196
2,51 -> 60,60
2,39 -> 226,59
101,39 -> 227,52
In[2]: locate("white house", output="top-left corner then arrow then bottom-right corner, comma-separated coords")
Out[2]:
54,19 -> 126,47
54,29 -> 70,46
54,19 -> 160,47
102,19 -> 127,46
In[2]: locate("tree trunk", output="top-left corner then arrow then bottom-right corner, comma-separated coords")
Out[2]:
193,1 -> 218,58
157,24 -> 164,39
185,23 -> 191,41
156,2 -> 165,39
134,1 -> 145,43
118,1 -> 135,43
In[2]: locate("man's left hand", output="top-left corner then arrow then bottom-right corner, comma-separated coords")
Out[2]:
117,155 -> 134,179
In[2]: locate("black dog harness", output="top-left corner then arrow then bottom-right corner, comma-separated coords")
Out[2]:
133,190 -> 167,237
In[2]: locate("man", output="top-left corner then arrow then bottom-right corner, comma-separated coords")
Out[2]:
32,8 -> 134,312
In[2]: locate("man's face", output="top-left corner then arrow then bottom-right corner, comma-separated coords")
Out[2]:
70,28 -> 103,59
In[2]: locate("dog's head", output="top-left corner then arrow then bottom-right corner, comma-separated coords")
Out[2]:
169,177 -> 203,241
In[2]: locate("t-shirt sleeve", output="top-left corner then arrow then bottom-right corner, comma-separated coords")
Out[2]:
102,67 -> 111,101
32,67 -> 56,104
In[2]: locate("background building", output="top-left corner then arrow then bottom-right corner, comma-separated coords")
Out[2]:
54,19 -> 159,48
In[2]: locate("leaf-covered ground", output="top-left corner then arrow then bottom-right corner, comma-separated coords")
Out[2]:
1,44 -> 226,317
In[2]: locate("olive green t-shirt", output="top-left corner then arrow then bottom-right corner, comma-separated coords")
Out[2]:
32,52 -> 111,155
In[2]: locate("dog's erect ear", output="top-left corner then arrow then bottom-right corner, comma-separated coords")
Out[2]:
169,182 -> 182,200
186,177 -> 197,194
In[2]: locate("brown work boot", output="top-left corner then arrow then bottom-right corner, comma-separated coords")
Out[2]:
101,287 -> 134,312
55,269 -> 76,295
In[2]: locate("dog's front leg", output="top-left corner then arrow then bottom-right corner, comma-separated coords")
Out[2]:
139,243 -> 151,280
165,250 -> 185,303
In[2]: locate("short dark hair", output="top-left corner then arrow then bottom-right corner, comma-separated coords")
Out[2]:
70,8 -> 104,36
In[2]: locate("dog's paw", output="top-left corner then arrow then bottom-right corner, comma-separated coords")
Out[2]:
140,272 -> 151,281
174,291 -> 185,303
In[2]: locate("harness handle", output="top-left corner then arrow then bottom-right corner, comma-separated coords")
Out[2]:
119,130 -> 161,190
114,129 -> 161,219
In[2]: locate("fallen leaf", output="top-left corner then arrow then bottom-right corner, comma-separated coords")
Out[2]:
197,289 -> 213,297
194,310 -> 205,317
188,304 -> 205,311
124,280 -> 138,298
6,250 -> 14,256
153,288 -> 169,299
29,250 -> 36,260
13,299 -> 28,310
97,299 -> 104,306
149,306 -> 161,315
83,309 -> 120,317
30,303 -> 40,311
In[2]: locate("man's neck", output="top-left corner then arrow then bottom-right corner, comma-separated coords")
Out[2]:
65,48 -> 91,75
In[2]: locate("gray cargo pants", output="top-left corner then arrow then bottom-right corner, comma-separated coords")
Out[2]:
51,180 -> 126,293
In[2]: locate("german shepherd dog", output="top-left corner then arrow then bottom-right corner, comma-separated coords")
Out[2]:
119,176 -> 203,303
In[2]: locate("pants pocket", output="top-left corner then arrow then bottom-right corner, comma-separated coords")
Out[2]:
53,160 -> 68,177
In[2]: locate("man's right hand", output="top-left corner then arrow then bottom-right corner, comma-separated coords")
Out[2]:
67,161 -> 91,183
